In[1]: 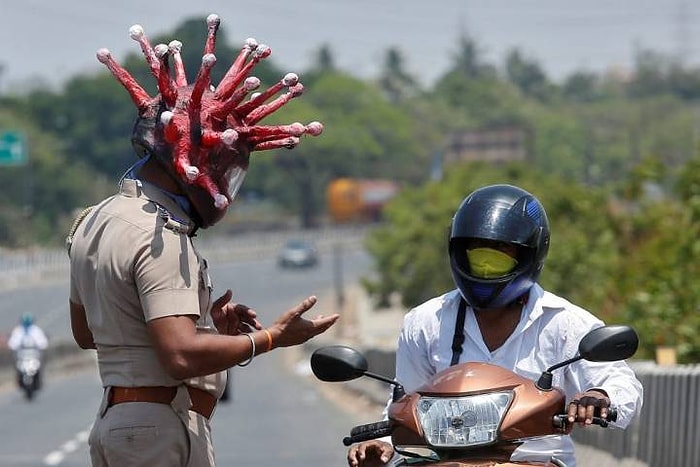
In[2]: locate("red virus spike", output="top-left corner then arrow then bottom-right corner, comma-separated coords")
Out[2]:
252,137 -> 300,151
160,111 -> 179,143
189,54 -> 217,122
214,43 -> 271,101
164,112 -> 198,181
243,83 -> 304,125
214,38 -> 258,100
235,73 -> 299,117
154,44 -> 178,108
242,122 -> 306,139
128,25 -> 160,79
192,146 -> 228,208
204,14 -> 220,55
96,48 -> 152,111
209,76 -> 260,122
168,40 -> 188,87
200,129 -> 238,148
244,122 -> 324,145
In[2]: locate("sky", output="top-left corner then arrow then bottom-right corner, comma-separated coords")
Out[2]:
0,0 -> 698,93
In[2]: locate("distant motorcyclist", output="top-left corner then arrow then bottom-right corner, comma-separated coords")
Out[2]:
7,313 -> 48,389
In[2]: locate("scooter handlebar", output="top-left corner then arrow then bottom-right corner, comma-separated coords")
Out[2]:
553,407 -> 618,429
343,420 -> 393,446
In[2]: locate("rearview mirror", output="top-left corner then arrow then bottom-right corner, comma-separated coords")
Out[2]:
310,346 -> 368,382
537,324 -> 639,391
579,325 -> 639,362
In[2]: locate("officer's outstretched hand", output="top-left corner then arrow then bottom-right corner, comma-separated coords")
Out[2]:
211,289 -> 262,336
268,296 -> 339,348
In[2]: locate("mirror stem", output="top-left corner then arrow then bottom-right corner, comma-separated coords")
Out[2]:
536,354 -> 583,390
364,370 -> 400,387
363,371 -> 406,400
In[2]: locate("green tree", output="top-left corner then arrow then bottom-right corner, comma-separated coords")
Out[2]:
377,47 -> 417,104
255,71 -> 424,226
363,163 -> 619,312
0,108 -> 110,246
614,154 -> 700,362
504,49 -> 551,102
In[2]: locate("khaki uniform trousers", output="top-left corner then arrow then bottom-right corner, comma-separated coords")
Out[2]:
88,386 -> 215,466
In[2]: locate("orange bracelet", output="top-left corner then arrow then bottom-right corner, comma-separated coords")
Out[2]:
262,329 -> 273,352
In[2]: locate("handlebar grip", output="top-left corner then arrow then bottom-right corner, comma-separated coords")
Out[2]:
593,407 -> 618,427
350,421 -> 391,437
552,406 -> 619,429
343,420 -> 393,446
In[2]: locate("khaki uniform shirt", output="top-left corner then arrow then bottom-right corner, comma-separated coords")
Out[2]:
69,178 -> 226,398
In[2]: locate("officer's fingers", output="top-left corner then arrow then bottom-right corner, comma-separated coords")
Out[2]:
240,316 -> 263,331
231,303 -> 257,319
212,289 -> 233,309
291,295 -> 317,316
311,314 -> 340,334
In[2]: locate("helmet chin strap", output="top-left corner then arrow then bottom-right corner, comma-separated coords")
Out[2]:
130,155 -> 200,232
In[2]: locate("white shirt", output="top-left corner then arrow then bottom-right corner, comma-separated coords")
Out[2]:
392,285 -> 643,467
7,324 -> 48,351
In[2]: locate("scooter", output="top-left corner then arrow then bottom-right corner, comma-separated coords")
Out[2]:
14,347 -> 42,400
310,325 -> 638,466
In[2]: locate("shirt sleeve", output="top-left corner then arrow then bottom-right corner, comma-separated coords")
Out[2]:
7,327 -> 21,350
558,312 -> 644,429
134,229 -> 202,321
565,358 -> 643,429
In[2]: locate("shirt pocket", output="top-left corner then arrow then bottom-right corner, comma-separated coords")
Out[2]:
109,425 -> 158,443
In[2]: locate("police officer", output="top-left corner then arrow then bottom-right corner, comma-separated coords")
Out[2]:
68,15 -> 337,467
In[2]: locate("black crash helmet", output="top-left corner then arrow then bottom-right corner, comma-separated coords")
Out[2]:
448,184 -> 550,309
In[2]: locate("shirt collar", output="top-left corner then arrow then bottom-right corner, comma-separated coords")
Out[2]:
520,283 -> 567,329
119,178 -> 195,234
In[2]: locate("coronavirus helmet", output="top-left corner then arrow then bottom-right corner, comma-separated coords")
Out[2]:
448,184 -> 550,309
97,14 -> 323,227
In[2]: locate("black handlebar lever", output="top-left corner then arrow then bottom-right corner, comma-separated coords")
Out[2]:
552,407 -> 618,430
343,421 -> 393,446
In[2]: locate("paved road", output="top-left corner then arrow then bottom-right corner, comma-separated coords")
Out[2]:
0,230 -> 385,466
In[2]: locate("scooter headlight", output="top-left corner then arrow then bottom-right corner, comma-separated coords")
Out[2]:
416,391 -> 513,448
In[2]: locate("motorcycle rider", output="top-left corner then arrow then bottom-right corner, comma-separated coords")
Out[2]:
347,184 -> 643,467
67,15 -> 338,467
7,313 -> 48,389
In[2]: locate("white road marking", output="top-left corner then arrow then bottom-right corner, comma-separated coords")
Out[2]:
43,426 -> 92,466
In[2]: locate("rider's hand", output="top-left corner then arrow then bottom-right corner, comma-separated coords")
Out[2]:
567,388 -> 611,425
347,440 -> 394,467
210,289 -> 262,335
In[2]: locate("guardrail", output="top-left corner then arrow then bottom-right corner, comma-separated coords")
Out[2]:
0,225 -> 370,291
572,361 -> 700,467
